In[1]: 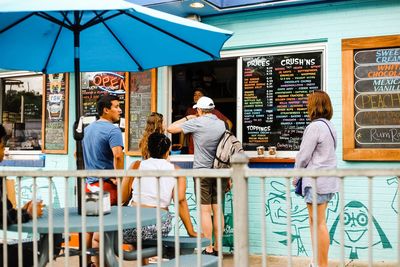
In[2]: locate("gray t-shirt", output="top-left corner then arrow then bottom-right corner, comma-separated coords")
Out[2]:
181,114 -> 225,169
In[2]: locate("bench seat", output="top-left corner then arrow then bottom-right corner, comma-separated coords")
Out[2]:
114,235 -> 210,261
149,254 -> 218,267
143,236 -> 210,249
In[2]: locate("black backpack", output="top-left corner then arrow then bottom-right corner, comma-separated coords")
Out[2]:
213,130 -> 244,169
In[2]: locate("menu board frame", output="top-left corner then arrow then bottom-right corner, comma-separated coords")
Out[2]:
241,50 -> 323,151
125,69 -> 157,156
342,34 -> 400,161
41,73 -> 69,154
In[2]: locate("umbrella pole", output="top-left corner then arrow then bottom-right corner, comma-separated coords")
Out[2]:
73,21 -> 84,213
72,12 -> 85,267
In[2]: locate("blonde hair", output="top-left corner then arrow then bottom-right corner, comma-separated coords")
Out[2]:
307,90 -> 333,121
139,112 -> 164,159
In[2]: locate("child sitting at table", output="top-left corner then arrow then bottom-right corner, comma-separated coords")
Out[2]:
122,133 -> 198,243
90,133 -> 198,266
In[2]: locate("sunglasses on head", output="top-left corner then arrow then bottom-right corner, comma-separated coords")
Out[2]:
150,112 -> 163,118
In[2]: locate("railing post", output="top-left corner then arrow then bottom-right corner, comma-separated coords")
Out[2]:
231,153 -> 249,267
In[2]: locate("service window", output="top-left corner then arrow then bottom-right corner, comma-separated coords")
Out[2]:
0,74 -> 43,151
171,59 -> 237,154
169,44 -> 326,155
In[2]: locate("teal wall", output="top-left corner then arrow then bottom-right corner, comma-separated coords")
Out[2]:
1,0 -> 399,261
200,0 -> 400,260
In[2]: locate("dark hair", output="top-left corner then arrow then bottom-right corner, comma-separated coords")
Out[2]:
0,124 -> 6,144
97,95 -> 120,116
193,87 -> 207,96
307,90 -> 333,121
139,112 -> 164,159
147,133 -> 171,159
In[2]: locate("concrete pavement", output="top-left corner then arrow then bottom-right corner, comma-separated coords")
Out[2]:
50,253 -> 398,266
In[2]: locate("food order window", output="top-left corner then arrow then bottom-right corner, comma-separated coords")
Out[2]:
170,43 -> 326,155
171,59 -> 237,153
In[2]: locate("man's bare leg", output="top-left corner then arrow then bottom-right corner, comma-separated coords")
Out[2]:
212,203 -> 224,255
201,204 -> 213,252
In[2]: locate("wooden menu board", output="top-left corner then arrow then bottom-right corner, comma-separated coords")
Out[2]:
42,73 -> 69,153
126,69 -> 157,156
343,34 -> 400,161
242,51 -> 322,151
80,72 -> 128,117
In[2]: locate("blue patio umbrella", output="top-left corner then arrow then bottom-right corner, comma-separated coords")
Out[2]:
0,0 -> 232,73
0,0 -> 232,157
0,0 -> 232,226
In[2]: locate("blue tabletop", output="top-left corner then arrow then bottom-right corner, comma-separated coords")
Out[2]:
9,206 -> 166,233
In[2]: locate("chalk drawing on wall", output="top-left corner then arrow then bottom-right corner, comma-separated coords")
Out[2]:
222,191 -> 234,251
265,181 -> 339,256
169,191 -> 198,229
329,200 -> 392,259
169,187 -> 234,251
18,178 -> 61,208
387,177 -> 399,214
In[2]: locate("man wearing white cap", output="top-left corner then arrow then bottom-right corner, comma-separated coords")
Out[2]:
168,96 -> 226,256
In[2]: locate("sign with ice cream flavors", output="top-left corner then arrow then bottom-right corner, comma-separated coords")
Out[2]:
342,34 -> 400,161
353,47 -> 400,148
42,73 -> 69,153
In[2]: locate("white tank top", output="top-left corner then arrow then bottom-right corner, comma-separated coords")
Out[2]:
131,158 -> 176,208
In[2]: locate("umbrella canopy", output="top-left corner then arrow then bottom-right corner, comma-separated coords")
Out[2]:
0,0 -> 233,73
0,0 -> 233,214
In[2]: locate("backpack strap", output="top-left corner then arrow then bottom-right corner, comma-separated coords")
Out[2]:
315,119 -> 336,149
213,130 -> 231,166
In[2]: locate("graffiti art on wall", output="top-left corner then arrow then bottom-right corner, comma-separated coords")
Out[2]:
329,200 -> 392,259
387,177 -> 399,214
18,178 -> 61,208
169,185 -> 234,251
265,181 -> 339,256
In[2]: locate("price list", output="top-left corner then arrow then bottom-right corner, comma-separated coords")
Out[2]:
242,52 -> 322,150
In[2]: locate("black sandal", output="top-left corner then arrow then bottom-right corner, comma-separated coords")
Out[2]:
202,249 -> 218,256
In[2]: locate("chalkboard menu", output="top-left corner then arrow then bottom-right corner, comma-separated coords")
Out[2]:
342,34 -> 400,161
242,52 -> 322,150
80,72 -> 127,117
126,69 -> 157,156
353,47 -> 400,148
42,73 -> 69,153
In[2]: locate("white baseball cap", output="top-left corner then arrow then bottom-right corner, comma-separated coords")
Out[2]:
193,96 -> 215,109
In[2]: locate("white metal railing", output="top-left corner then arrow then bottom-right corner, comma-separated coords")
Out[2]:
0,154 -> 399,267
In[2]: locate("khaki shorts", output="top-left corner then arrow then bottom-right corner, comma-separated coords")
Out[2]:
194,177 -> 228,205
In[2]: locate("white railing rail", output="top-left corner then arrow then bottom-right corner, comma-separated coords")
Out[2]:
1,153 -> 399,267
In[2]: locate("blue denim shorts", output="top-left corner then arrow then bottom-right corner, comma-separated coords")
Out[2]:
304,187 -> 334,204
